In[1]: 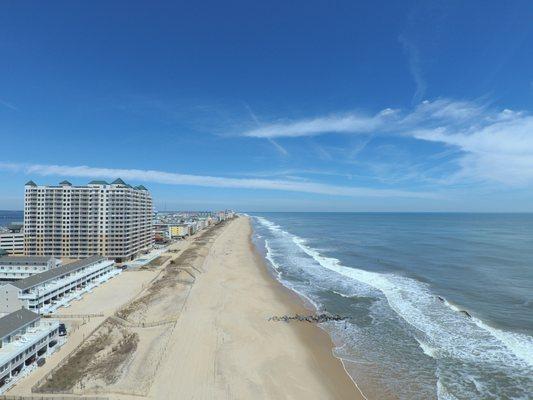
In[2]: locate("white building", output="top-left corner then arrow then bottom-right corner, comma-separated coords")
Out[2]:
24,179 -> 154,262
0,224 -> 24,256
0,256 -> 60,282
0,255 -> 118,315
0,308 -> 59,392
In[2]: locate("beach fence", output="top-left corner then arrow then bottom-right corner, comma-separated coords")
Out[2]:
1,396 -> 108,400
43,313 -> 104,319
110,315 -> 177,328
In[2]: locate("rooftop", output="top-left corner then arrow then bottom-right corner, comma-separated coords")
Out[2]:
12,255 -> 106,291
0,256 -> 54,266
0,308 -> 39,340
25,179 -> 147,190
111,178 -> 126,185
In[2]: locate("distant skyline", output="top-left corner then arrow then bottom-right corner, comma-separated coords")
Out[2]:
1,1 -> 533,212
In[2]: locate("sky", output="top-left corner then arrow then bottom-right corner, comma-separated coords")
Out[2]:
1,1 -> 533,212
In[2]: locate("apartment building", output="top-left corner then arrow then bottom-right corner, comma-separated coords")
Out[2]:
0,224 -> 24,256
0,256 -> 60,282
24,179 -> 153,262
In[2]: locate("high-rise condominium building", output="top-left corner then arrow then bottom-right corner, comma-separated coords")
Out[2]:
24,179 -> 153,262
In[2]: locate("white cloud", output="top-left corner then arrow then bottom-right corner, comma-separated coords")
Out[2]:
239,99 -> 533,186
411,115 -> 533,185
0,162 -> 436,199
243,110 -> 399,138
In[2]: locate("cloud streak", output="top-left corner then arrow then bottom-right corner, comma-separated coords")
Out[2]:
0,99 -> 19,111
399,35 -> 427,103
243,108 -> 399,138
0,162 -> 436,199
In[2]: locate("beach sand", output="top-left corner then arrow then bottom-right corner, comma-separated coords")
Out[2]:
150,216 -> 363,399
11,217 -> 364,399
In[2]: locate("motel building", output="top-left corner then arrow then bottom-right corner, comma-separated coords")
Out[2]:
0,255 -> 119,315
0,256 -> 61,282
0,308 -> 59,392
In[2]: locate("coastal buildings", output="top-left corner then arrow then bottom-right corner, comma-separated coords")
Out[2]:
0,255 -> 118,315
0,224 -> 24,256
0,256 -> 60,282
168,225 -> 191,239
153,210 -> 235,241
0,308 -> 59,392
24,179 -> 153,262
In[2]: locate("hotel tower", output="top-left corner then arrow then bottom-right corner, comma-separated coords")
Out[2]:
23,179 -> 153,262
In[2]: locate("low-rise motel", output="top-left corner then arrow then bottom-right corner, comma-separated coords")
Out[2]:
0,256 -> 61,282
0,255 -> 118,315
0,308 -> 59,392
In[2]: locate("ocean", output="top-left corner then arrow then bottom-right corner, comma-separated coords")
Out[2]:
250,213 -> 533,400
0,210 -> 23,228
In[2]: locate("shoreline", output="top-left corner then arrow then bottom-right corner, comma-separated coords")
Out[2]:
150,215 -> 363,399
248,217 -> 368,400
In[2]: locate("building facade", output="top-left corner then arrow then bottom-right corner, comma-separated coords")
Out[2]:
0,308 -> 59,391
0,224 -> 24,256
24,179 -> 153,262
0,255 -> 117,315
168,225 -> 190,239
0,256 -> 60,282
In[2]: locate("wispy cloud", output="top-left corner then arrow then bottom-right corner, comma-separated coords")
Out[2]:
0,99 -> 19,111
241,99 -> 483,139
399,35 -> 426,103
243,101 -> 289,156
410,113 -> 533,185
239,99 -> 533,186
242,108 -> 399,138
0,162 -> 436,199
268,138 -> 289,156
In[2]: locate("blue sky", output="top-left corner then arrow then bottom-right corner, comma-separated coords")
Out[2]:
1,1 -> 532,211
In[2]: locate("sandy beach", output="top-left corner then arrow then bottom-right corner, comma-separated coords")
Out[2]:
12,216 -> 363,399
150,216 -> 362,399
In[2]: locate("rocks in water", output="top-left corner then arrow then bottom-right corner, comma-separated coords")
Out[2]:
268,313 -> 346,323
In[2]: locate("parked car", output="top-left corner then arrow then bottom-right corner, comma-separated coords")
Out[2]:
58,323 -> 67,336
37,358 -> 46,367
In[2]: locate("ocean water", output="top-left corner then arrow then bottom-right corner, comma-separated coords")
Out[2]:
250,213 -> 533,400
0,210 -> 23,228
